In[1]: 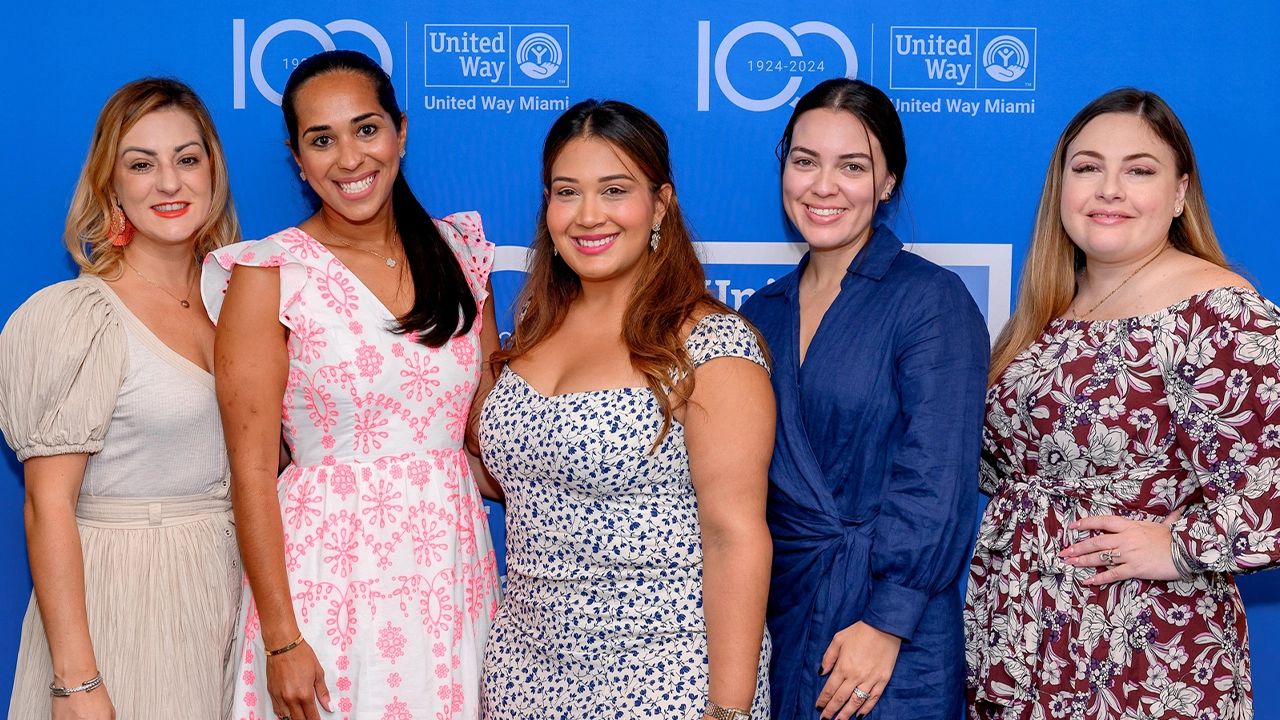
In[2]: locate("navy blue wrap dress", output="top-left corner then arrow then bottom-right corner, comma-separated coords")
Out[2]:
739,225 -> 989,720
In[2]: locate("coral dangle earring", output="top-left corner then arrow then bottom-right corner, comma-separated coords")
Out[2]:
108,205 -> 135,247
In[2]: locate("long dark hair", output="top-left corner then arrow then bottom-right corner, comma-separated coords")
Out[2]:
282,50 -> 475,347
777,78 -> 908,217
492,99 -> 741,447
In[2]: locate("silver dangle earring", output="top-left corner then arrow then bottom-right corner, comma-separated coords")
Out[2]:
399,147 -> 406,159
299,169 -> 307,181
650,222 -> 661,251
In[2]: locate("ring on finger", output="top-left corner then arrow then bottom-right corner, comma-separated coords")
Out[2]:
1100,549 -> 1120,565
853,687 -> 871,700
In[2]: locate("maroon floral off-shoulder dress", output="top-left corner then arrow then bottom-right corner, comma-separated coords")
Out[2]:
967,287 -> 1280,720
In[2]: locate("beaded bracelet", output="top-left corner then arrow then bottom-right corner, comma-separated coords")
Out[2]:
50,673 -> 103,697
1170,536 -> 1199,583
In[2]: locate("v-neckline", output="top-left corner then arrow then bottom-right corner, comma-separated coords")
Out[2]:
297,226 -> 403,321
84,275 -> 215,391
795,279 -> 848,372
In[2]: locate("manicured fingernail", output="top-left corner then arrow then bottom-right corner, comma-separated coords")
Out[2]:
1069,522 -> 1078,529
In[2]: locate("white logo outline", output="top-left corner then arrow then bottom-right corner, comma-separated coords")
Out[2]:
982,34 -> 1029,83
698,20 -> 858,112
233,19 -> 393,108
516,32 -> 563,80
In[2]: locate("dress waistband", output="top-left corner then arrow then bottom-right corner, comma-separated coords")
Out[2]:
75,493 -> 232,528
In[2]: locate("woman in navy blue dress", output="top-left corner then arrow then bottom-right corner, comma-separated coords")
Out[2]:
739,78 -> 988,720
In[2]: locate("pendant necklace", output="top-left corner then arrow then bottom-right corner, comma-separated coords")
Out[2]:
321,217 -> 400,268
123,257 -> 195,308
1072,247 -> 1166,321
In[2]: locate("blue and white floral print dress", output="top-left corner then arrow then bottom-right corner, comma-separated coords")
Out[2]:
479,313 -> 771,718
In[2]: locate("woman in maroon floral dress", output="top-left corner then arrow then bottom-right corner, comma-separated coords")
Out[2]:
967,88 -> 1280,720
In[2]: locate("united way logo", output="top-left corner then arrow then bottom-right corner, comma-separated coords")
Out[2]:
889,26 -> 1035,91
697,20 -> 859,112
982,35 -> 1029,82
232,19 -> 393,107
424,24 -> 569,88
516,32 -> 562,79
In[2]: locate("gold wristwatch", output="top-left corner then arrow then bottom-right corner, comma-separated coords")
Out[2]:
705,700 -> 750,720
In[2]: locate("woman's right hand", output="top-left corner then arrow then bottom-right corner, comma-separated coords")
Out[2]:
266,641 -> 331,720
51,683 -> 114,720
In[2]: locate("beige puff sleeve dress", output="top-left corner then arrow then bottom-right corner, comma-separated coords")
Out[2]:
0,276 -> 239,720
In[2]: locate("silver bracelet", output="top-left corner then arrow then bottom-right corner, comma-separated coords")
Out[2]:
50,672 -> 103,697
1170,536 -> 1199,583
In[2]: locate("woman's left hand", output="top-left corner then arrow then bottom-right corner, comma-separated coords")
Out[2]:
816,621 -> 902,720
1060,510 -> 1183,585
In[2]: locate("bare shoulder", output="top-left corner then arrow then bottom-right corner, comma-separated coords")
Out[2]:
1167,252 -> 1254,296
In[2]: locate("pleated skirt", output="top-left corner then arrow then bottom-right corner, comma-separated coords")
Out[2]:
7,493 -> 241,720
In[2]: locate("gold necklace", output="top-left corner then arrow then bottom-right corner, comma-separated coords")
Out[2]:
123,258 -> 195,309
1072,247 -> 1166,321
320,217 -> 400,268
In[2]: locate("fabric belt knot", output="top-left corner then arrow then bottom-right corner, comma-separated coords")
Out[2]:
968,465 -> 1160,704
767,499 -> 875,720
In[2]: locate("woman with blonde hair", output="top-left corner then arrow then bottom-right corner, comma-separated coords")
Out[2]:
0,77 -> 241,719
967,88 -> 1280,720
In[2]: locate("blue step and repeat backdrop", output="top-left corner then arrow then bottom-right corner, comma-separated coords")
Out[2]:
2,0 -> 1278,713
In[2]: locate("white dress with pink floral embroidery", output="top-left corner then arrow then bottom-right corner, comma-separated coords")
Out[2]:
202,211 -> 501,720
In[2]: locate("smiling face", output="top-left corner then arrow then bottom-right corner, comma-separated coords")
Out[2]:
112,108 -> 213,247
290,70 -> 406,223
545,136 -> 671,286
1060,112 -> 1189,264
782,108 -> 896,254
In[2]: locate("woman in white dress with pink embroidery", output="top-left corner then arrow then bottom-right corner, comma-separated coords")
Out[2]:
204,50 -> 501,720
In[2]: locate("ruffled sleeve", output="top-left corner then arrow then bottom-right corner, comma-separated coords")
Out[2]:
434,211 -> 496,306
201,228 -> 314,332
670,313 -> 769,387
1169,287 -> 1280,574
0,279 -> 127,461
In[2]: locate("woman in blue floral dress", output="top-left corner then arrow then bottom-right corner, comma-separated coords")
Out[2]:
476,100 -> 774,718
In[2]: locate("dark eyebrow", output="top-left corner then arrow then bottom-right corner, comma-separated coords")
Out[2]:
303,113 -> 384,137
174,141 -> 201,153
790,146 -> 871,161
551,175 -> 577,184
598,174 -> 635,183
120,146 -> 158,157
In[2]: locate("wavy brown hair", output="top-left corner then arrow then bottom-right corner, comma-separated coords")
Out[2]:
65,77 -> 240,277
989,88 -> 1229,384
493,99 -> 750,447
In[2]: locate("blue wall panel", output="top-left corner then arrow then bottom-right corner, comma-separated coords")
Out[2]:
1,1 -> 1278,712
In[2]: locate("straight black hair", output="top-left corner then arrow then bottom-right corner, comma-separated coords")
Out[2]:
777,78 -> 908,206
282,49 -> 475,347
